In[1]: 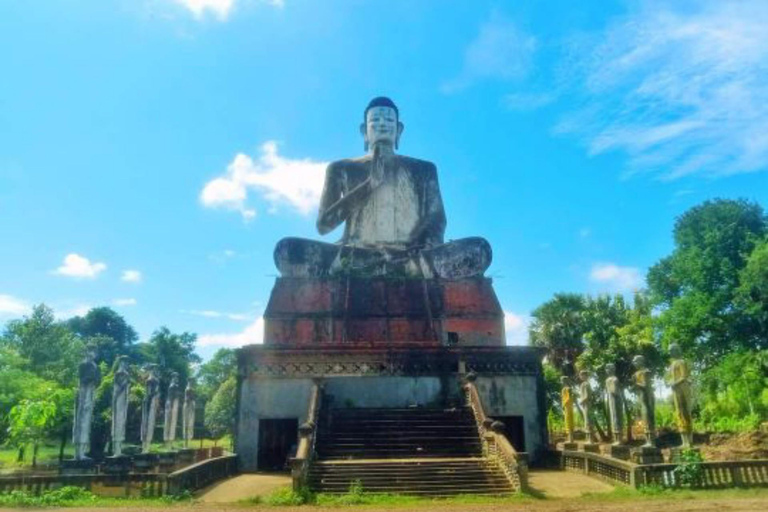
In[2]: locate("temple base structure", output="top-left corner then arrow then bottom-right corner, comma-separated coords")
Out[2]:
235,276 -> 548,472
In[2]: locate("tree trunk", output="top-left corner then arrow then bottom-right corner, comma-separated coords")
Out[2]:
32,443 -> 39,469
17,446 -> 25,463
624,395 -> 634,442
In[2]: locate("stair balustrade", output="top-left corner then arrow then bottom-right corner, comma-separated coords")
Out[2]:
464,373 -> 528,491
291,380 -> 323,491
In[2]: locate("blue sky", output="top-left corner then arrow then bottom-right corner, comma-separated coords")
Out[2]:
1,0 -> 767,360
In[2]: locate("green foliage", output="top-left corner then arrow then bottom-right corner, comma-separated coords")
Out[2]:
7,399 -> 57,451
673,448 -> 705,487
698,350 -> 767,430
0,304 -> 83,386
137,327 -> 200,386
736,238 -> 768,341
529,293 -> 588,375
196,348 -> 236,402
67,307 -> 139,367
262,486 -> 313,505
204,376 -> 236,440
0,486 -> 96,507
654,400 -> 676,430
647,199 -> 767,365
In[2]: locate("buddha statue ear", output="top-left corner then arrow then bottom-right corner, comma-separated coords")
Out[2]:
360,122 -> 369,152
396,121 -> 404,150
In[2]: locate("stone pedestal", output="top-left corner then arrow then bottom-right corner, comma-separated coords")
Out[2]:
60,459 -> 97,475
603,444 -> 631,461
580,442 -> 601,454
631,446 -> 663,465
177,448 -> 196,466
158,451 -> 178,472
102,455 -> 132,475
132,453 -> 158,473
558,442 -> 579,451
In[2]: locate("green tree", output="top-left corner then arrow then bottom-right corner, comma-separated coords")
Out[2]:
136,327 -> 200,386
67,307 -> 138,366
647,199 -> 767,366
529,293 -> 588,376
204,376 -> 236,445
7,398 -> 57,467
196,348 -> 236,402
736,238 -> 768,345
1,304 -> 82,385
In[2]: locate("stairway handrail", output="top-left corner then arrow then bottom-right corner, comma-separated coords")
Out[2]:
463,374 -> 528,491
292,379 -> 323,491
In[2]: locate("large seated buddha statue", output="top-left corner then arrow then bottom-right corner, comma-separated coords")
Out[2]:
275,97 -> 491,279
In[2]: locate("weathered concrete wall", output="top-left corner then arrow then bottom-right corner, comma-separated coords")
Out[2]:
475,375 -> 546,459
323,376 -> 461,408
236,378 -> 314,472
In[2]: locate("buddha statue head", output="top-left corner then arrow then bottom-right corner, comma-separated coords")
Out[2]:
605,363 -> 616,377
669,343 -> 682,359
360,96 -> 404,152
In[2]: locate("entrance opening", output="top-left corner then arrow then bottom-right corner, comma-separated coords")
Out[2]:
493,415 -> 525,452
257,418 -> 299,471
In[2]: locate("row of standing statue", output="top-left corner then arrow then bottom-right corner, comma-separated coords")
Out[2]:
561,344 -> 693,449
73,349 -> 198,461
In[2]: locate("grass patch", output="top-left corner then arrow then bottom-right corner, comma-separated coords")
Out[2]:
0,486 -> 196,508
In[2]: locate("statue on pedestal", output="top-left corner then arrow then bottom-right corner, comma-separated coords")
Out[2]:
182,378 -> 196,447
140,365 -> 160,453
668,344 -> 694,448
632,355 -> 656,447
163,372 -> 181,449
560,376 -> 575,443
73,348 -> 101,460
274,97 -> 491,279
111,356 -> 130,457
577,370 -> 594,443
604,363 -> 624,445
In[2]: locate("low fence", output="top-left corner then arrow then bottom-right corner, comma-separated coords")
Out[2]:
0,455 -> 238,498
557,449 -> 768,489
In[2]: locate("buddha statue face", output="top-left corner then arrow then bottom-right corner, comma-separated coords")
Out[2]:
605,363 -> 616,377
669,343 -> 682,359
360,105 -> 404,152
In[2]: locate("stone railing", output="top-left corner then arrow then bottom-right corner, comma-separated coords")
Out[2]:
558,449 -> 768,489
464,373 -> 528,492
166,454 -> 239,495
291,379 -> 323,491
0,473 -> 169,498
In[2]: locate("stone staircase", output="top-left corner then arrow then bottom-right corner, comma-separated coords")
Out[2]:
308,407 -> 515,496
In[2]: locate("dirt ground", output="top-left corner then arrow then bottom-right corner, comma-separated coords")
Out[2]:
8,496 -> 767,512
699,430 -> 768,461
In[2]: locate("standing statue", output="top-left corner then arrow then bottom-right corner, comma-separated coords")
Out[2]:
668,344 -> 694,448
560,376 -> 575,443
182,378 -> 197,447
604,363 -> 624,445
73,348 -> 101,460
111,356 -> 131,457
140,365 -> 160,453
632,355 -> 656,447
163,373 -> 181,449
577,370 -> 594,442
274,97 -> 491,279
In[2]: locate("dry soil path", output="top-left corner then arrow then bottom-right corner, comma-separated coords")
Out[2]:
527,469 -> 614,498
196,473 -> 291,502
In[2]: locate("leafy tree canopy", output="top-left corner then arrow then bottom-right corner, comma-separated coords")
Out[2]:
529,293 -> 587,375
67,307 -> 138,366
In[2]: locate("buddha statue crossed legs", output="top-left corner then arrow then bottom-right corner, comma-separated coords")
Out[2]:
274,97 -> 491,279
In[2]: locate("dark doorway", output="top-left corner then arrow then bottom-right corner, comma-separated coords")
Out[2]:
494,415 -> 525,453
258,419 -> 299,471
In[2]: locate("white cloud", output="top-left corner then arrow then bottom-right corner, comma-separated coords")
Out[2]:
200,141 -> 328,219
590,263 -> 643,292
174,0 -> 283,22
0,294 -> 31,318
560,0 -> 768,179
443,15 -> 537,93
55,304 -> 92,320
121,270 -> 143,283
183,309 -> 252,321
113,298 -> 137,307
504,311 -> 530,346
198,317 -> 264,347
53,254 -> 107,279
